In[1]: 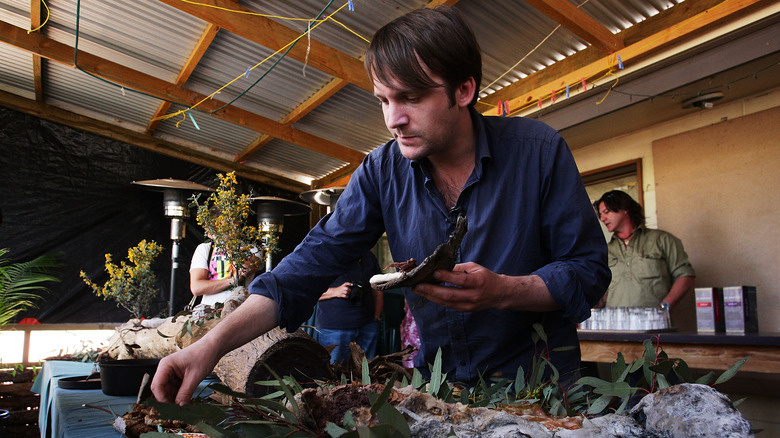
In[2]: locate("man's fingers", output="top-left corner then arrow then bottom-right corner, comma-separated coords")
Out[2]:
151,366 -> 181,403
173,371 -> 205,405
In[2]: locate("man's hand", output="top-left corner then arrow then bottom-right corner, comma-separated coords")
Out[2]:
412,262 -> 559,313
152,295 -> 279,405
151,340 -> 220,405
412,262 -> 509,312
319,282 -> 352,300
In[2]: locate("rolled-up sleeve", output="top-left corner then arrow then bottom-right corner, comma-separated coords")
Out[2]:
532,133 -> 611,323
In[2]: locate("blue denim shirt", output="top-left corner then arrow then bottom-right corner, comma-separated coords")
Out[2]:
250,108 -> 610,384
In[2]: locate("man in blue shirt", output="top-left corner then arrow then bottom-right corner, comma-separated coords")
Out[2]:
153,6 -> 609,405
316,251 -> 384,364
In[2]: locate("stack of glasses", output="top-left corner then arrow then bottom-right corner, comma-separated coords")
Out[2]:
578,307 -> 671,331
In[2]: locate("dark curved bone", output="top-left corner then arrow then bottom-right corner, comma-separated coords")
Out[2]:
372,215 -> 468,291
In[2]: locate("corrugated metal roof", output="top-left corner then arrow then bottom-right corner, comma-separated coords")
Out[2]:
1,0 -> 772,189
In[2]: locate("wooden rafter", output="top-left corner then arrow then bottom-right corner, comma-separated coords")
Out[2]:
479,0 -> 771,115
30,0 -> 44,101
524,0 -> 624,53
0,20 -> 366,167
156,0 -> 372,91
147,23 -> 220,133
234,77 -> 348,163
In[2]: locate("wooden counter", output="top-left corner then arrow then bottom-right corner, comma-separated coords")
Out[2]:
578,330 -> 780,374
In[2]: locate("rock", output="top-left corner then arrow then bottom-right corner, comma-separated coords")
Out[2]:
630,383 -> 754,438
556,414 -> 651,438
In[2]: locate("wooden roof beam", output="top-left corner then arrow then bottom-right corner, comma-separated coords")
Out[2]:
480,0 -> 771,115
30,0 -> 44,101
0,20 -> 366,166
146,23 -> 220,133
524,0 -> 624,53
234,77 -> 348,163
156,0 -> 372,91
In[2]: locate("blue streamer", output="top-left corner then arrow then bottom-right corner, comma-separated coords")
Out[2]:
188,112 -> 201,130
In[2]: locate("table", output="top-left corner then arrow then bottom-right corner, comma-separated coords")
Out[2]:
31,360 -> 215,438
578,330 -> 780,374
32,361 -> 132,438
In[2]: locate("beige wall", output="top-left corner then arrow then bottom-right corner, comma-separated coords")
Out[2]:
572,86 -> 780,332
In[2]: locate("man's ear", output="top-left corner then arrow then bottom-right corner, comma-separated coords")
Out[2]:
456,77 -> 477,107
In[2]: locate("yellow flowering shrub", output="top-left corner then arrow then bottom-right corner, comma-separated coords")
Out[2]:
190,172 -> 271,286
80,239 -> 163,319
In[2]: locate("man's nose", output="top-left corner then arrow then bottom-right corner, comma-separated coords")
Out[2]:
385,103 -> 409,130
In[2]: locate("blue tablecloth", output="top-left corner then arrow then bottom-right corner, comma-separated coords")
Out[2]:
32,360 -> 133,438
32,360 -> 216,438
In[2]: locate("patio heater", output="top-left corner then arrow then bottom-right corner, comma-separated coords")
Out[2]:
299,187 -> 345,214
132,178 -> 213,316
250,196 -> 310,272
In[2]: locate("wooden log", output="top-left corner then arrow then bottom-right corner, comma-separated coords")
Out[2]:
105,318 -> 183,360
215,327 -> 334,398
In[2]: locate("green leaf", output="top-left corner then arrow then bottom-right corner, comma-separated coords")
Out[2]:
429,348 -> 443,396
369,372 -> 398,415
576,376 -> 609,388
194,421 -> 236,438
643,339 -> 656,363
325,422 -> 349,437
587,394 -> 613,415
550,345 -> 576,352
695,371 -> 715,385
362,356 -> 371,385
673,358 -> 694,383
714,356 -> 750,385
411,369 -> 423,389
374,403 -> 412,437
146,399 -> 228,427
656,373 -> 670,389
649,360 -> 674,375
514,365 -> 526,394
263,365 -> 299,416
532,322 -> 548,343
593,381 -> 633,398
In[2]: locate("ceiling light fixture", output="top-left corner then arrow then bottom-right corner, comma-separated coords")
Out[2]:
682,92 -> 724,109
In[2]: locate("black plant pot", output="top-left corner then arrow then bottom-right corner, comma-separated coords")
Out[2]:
0,408 -> 9,438
99,358 -> 160,396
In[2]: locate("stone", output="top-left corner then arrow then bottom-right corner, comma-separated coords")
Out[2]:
630,383 -> 753,438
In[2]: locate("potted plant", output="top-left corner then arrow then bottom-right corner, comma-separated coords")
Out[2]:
0,248 -> 60,327
190,171 -> 271,290
79,239 -> 164,320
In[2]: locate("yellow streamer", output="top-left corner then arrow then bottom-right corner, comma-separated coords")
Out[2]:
154,1 -> 361,123
28,0 -> 50,34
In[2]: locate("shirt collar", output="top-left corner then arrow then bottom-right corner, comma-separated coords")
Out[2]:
409,106 -> 492,180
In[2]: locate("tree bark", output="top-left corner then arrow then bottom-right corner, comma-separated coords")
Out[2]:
215,327 -> 334,398
104,313 -> 334,399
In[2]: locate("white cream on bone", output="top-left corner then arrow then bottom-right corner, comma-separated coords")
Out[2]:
369,271 -> 404,286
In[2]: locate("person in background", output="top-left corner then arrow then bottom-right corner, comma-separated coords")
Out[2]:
594,190 -> 695,311
316,251 -> 383,364
189,234 -> 261,309
153,6 -> 609,405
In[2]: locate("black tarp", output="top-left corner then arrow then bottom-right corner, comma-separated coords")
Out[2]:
0,106 -> 308,323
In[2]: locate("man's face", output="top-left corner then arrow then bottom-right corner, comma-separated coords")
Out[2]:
597,201 -> 630,233
372,69 -> 463,161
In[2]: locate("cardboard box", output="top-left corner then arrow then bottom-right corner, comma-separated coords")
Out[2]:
695,287 -> 724,332
723,286 -> 759,334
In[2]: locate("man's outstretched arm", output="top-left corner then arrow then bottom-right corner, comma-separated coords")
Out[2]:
151,294 -> 279,405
